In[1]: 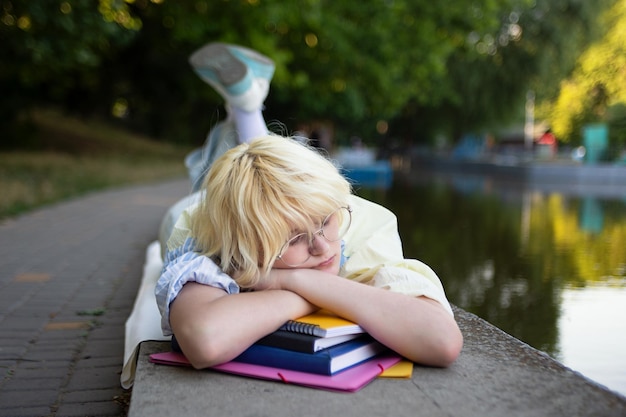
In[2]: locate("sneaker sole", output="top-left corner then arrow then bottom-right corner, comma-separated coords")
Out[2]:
189,43 -> 251,95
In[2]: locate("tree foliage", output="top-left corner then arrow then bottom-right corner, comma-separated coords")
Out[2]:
106,0 -> 516,143
392,0 -> 617,143
542,0 -> 626,148
0,0 -> 618,148
0,0 -> 140,146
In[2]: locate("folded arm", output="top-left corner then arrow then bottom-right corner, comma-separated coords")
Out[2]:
272,268 -> 463,367
169,282 -> 316,369
160,235 -> 461,368
156,235 -> 317,369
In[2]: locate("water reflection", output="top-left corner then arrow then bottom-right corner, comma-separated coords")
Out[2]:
355,170 -> 626,396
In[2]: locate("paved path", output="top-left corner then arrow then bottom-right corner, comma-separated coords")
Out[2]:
0,178 -> 190,417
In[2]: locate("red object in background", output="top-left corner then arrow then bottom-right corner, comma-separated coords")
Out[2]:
538,131 -> 557,146
537,130 -> 558,158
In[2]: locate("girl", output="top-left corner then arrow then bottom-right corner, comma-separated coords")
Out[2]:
155,43 -> 462,370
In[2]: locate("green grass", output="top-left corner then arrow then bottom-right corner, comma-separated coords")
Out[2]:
0,110 -> 192,219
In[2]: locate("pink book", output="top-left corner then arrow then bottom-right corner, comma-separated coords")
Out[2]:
149,351 -> 402,393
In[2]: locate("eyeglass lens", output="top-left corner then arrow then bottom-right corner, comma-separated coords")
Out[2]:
278,206 -> 351,267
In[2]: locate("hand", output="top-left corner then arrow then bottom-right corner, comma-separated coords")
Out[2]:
251,269 -> 319,316
252,268 -> 293,291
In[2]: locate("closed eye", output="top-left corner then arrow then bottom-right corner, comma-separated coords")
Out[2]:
288,233 -> 307,246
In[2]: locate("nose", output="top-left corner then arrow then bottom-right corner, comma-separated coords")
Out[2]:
308,233 -> 329,255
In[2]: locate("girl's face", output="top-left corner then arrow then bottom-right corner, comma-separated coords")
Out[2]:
273,207 -> 351,276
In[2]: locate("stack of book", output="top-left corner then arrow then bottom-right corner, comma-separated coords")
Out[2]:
150,310 -> 404,392
244,310 -> 387,375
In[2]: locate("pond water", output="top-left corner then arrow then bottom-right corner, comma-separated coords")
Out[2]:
355,169 -> 626,397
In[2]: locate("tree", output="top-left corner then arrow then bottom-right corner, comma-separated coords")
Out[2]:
390,0 -> 617,145
542,0 -> 626,149
1,0 -> 617,149
0,0 -> 140,148
105,0 -> 518,143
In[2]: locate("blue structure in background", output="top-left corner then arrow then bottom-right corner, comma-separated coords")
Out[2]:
340,160 -> 393,189
451,134 -> 486,160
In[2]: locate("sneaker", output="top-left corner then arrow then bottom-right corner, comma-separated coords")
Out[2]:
227,45 -> 275,81
189,43 -> 274,112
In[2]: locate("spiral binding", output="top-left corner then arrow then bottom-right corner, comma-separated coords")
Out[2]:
281,320 -> 321,336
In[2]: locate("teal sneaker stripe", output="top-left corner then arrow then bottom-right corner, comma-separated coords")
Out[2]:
229,49 -> 275,80
227,74 -> 253,95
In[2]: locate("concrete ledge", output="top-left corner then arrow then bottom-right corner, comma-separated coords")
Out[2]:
128,307 -> 626,417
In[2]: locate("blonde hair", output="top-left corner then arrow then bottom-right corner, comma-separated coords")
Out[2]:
191,134 -> 351,289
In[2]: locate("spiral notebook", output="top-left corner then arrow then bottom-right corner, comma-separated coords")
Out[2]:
279,310 -> 364,338
149,351 -> 402,392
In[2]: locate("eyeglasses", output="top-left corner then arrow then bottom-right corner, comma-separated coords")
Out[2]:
276,206 -> 352,267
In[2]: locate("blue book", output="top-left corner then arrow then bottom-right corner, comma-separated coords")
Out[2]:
234,336 -> 388,375
255,330 -> 362,353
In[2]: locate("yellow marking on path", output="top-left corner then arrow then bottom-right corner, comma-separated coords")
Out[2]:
14,273 -> 51,282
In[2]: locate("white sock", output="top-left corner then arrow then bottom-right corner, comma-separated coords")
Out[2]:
232,106 -> 268,143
